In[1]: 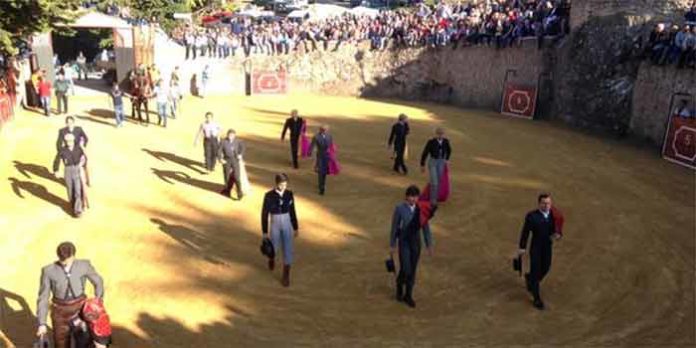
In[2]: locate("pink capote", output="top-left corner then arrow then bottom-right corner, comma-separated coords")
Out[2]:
419,163 -> 450,203
328,143 -> 341,175
300,120 -> 311,158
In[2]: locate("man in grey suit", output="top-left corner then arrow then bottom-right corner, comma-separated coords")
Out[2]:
389,185 -> 435,308
309,125 -> 332,195
218,129 -> 246,199
36,242 -> 105,348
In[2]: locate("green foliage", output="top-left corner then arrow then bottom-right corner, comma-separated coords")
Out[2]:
0,0 -> 82,55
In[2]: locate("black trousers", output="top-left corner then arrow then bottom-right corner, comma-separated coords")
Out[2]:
290,137 -> 299,168
56,92 -> 68,114
318,171 -> 327,193
393,144 -> 407,173
203,137 -> 218,171
133,97 -> 149,122
528,241 -> 553,301
397,238 -> 421,299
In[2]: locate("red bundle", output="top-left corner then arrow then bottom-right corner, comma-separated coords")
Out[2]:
81,298 -> 112,340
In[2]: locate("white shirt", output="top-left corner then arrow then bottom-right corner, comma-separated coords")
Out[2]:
540,209 -> 550,219
201,122 -> 220,138
408,204 -> 416,213
155,86 -> 169,104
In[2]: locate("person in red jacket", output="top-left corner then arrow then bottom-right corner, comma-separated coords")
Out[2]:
37,75 -> 52,116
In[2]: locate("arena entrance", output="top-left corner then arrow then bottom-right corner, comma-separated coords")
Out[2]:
31,12 -> 152,93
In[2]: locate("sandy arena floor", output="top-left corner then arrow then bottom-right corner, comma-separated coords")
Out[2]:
0,94 -> 693,347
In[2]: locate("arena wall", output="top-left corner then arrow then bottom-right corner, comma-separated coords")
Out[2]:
571,0 -> 693,28
631,64 -> 696,144
157,0 -> 695,147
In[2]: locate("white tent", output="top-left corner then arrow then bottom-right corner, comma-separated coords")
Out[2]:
305,4 -> 348,22
287,10 -> 309,19
67,12 -> 131,29
349,6 -> 379,18
238,8 -> 275,18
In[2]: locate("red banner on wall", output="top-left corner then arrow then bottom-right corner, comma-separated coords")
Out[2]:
252,70 -> 287,95
501,83 -> 538,119
662,113 -> 696,169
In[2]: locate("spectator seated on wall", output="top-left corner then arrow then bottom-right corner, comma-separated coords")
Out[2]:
685,6 -> 696,26
673,100 -> 695,119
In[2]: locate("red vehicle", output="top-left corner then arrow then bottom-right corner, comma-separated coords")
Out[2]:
201,11 -> 234,26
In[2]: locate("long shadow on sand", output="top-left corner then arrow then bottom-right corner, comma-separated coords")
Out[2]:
13,161 -> 64,187
0,288 -> 43,348
151,168 -> 223,194
144,149 -> 207,175
8,177 -> 70,215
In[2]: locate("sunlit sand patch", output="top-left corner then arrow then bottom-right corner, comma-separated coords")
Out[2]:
461,173 -> 544,189
472,156 -> 513,167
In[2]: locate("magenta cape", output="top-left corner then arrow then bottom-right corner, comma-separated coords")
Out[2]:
300,120 -> 311,158
328,143 -> 341,175
419,163 -> 450,202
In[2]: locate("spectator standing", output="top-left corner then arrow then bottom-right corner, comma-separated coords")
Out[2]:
62,63 -> 76,95
169,67 -> 181,118
54,72 -> 70,114
153,79 -> 169,128
76,52 -> 88,80
200,65 -> 210,98
37,75 -> 52,116
110,82 -> 125,128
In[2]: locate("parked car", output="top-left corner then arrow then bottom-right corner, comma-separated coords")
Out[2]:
273,0 -> 309,14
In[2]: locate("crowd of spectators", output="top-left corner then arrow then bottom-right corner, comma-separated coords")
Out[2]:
173,0 -> 571,60
645,5 -> 696,69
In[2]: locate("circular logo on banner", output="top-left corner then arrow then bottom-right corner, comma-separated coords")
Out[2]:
507,90 -> 532,115
255,73 -> 282,94
672,126 -> 696,162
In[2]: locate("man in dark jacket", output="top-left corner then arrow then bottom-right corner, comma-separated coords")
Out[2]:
420,127 -> 452,205
281,109 -> 304,169
388,113 -> 410,174
390,185 -> 435,308
517,193 -> 562,310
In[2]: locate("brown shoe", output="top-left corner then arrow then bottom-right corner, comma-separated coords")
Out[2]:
281,265 -> 290,287
268,258 -> 275,271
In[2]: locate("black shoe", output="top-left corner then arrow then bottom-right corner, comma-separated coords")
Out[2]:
396,284 -> 404,302
524,273 -> 532,293
533,299 -> 545,310
403,297 -> 416,308
319,189 -> 325,195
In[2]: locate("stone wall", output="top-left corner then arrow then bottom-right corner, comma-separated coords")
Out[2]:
631,64 -> 696,144
251,40 -> 544,111
571,0 -> 693,28
153,0 -> 694,147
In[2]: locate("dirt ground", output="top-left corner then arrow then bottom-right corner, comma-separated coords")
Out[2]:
0,94 -> 693,347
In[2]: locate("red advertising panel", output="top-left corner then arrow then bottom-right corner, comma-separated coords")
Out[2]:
252,70 -> 287,95
501,83 -> 538,119
662,113 -> 696,169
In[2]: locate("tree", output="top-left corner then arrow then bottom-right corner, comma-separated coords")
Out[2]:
0,0 -> 82,55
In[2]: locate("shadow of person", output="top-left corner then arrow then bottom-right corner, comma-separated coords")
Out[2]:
143,149 -> 206,174
150,218 -> 227,266
13,161 -> 64,187
75,115 -> 115,128
86,108 -> 139,124
0,288 -> 43,348
150,168 -> 223,194
8,177 -> 70,215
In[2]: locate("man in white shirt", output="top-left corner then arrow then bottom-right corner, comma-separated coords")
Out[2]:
153,79 -> 169,127
194,112 -> 221,172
